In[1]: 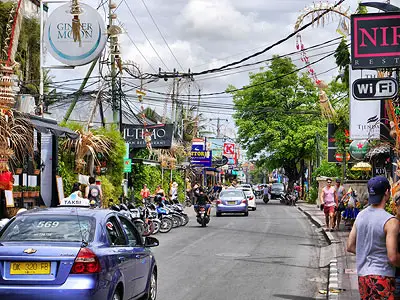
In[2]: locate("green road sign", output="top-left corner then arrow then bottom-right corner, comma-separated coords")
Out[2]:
124,159 -> 132,173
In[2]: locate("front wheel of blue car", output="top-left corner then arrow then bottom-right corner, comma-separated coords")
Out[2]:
112,290 -> 121,300
143,269 -> 157,300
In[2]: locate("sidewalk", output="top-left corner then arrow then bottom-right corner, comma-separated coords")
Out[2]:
297,201 -> 360,300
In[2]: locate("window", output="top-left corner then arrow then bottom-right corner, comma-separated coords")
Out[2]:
106,216 -> 127,246
119,217 -> 141,247
0,215 -> 95,242
220,190 -> 244,198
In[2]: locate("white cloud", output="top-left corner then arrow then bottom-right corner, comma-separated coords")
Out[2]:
178,0 -> 271,40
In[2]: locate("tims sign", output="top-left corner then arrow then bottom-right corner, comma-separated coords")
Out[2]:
351,13 -> 400,69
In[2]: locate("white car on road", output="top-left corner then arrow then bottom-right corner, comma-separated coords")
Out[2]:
237,187 -> 257,211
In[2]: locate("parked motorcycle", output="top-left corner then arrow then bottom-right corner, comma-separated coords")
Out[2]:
127,203 -> 146,235
283,192 -> 297,206
183,195 -> 192,208
156,206 -> 173,233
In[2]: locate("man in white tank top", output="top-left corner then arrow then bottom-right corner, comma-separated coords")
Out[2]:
347,176 -> 400,300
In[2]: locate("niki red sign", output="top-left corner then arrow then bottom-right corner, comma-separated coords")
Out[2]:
351,13 -> 400,69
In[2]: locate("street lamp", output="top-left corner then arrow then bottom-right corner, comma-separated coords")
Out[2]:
359,2 -> 400,12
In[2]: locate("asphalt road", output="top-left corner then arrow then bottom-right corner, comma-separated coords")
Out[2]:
152,199 -> 328,300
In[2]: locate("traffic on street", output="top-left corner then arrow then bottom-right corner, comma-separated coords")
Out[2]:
2,0 -> 400,299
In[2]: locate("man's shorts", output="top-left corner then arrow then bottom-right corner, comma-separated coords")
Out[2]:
323,205 -> 335,215
358,275 -> 395,300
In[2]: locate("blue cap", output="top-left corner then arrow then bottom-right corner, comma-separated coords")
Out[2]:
367,176 -> 390,205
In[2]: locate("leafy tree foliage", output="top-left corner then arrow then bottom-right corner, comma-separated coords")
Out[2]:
229,57 -> 326,186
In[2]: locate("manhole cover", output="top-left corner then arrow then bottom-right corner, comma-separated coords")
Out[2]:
216,253 -> 251,258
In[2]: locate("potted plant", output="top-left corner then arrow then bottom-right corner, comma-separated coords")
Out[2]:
13,186 -> 22,198
22,187 -> 30,198
30,186 -> 36,198
14,161 -> 23,175
33,186 -> 40,197
33,161 -> 40,175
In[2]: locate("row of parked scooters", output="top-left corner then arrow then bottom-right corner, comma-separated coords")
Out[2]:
110,200 -> 189,236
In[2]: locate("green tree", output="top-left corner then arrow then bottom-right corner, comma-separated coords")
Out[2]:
334,38 -> 350,89
229,56 -> 325,188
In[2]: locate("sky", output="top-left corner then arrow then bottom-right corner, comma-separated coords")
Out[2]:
44,0 -> 396,137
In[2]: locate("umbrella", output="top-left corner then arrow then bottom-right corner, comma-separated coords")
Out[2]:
351,162 -> 372,171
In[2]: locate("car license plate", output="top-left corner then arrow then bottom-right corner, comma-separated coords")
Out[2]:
10,262 -> 51,275
228,201 -> 236,205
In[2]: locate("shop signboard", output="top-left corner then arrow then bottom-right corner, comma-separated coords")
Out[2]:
352,78 -> 398,100
350,69 -> 381,140
349,140 -> 370,160
208,138 -> 224,160
223,142 -> 235,156
123,124 -> 173,149
327,123 -> 338,163
123,159 -> 132,173
191,150 -> 212,167
44,3 -> 107,66
351,13 -> 400,69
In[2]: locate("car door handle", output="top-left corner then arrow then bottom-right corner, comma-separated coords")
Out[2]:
118,256 -> 126,262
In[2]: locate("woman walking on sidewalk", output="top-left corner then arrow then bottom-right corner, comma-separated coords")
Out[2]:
320,178 -> 337,232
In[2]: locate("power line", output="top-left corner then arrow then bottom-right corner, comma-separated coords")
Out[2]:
146,0 -> 346,77
139,50 -> 340,98
123,0 -> 170,70
139,0 -> 185,71
117,19 -> 158,73
148,38 -> 343,89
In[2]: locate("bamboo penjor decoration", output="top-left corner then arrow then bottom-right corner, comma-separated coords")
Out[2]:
70,0 -> 82,46
0,0 -> 34,171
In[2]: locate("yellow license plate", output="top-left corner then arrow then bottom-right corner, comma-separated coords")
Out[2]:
10,262 -> 51,275
228,201 -> 236,205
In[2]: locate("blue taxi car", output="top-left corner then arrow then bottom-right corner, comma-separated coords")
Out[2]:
0,205 -> 159,300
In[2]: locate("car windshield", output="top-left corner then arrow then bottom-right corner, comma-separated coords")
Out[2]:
0,215 -> 96,242
220,190 -> 244,198
272,184 -> 284,191
238,188 -> 251,194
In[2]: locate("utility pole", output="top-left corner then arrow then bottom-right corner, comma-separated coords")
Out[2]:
209,117 -> 228,138
158,69 -> 194,123
119,76 -> 123,133
109,0 -> 118,124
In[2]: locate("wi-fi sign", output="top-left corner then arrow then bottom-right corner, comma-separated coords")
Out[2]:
352,78 -> 398,100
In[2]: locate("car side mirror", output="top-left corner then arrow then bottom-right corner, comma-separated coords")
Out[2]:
144,236 -> 159,247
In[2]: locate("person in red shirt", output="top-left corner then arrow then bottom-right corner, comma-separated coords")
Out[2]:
140,184 -> 150,204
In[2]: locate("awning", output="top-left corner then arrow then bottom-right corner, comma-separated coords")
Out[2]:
23,118 -> 79,139
351,162 -> 372,171
366,145 -> 391,158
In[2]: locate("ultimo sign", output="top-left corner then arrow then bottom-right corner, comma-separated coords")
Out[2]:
44,3 -> 107,66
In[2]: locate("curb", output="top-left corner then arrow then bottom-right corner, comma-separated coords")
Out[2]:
297,206 -> 339,245
327,259 -> 339,300
297,206 -> 340,300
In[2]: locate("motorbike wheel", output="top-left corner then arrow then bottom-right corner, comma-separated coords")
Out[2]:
152,221 -> 160,234
159,218 -> 173,233
184,200 -> 192,208
172,215 -> 181,228
201,218 -> 207,227
142,222 -> 152,236
263,198 -> 269,204
134,222 -> 145,236
181,214 -> 189,226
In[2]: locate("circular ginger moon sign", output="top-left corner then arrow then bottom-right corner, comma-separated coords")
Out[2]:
44,3 -> 107,66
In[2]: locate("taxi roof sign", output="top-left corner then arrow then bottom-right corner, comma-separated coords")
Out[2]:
59,193 -> 90,207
